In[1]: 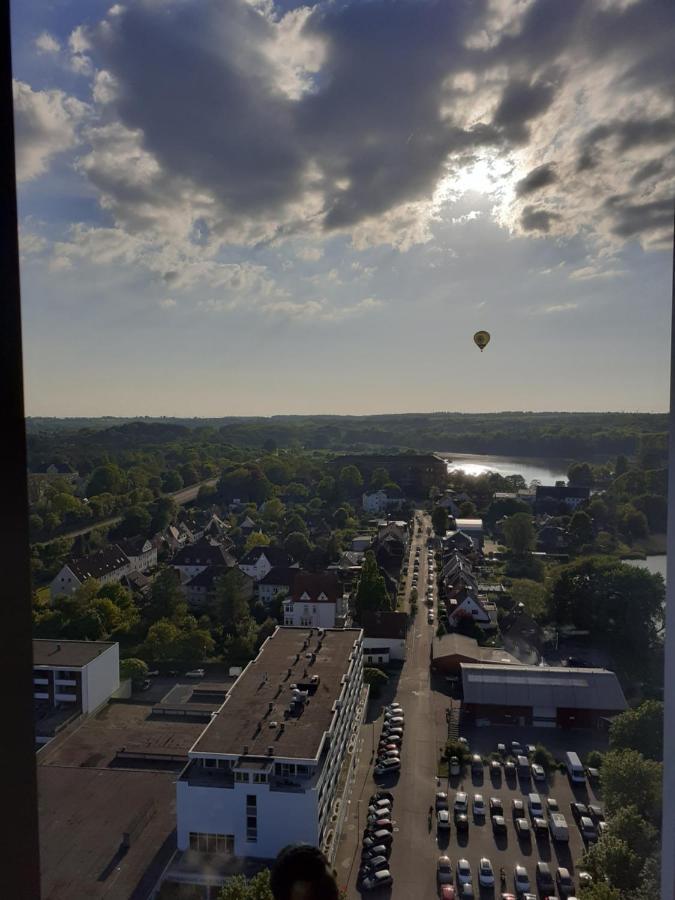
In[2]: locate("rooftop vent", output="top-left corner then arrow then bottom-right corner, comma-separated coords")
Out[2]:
268,702 -> 274,712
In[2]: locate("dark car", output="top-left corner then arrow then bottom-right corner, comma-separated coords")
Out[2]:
362,830 -> 393,848
454,813 -> 469,833
372,790 -> 394,803
491,815 -> 507,835
571,801 -> 589,823
588,804 -> 604,823
556,867 -> 575,898
362,844 -> 390,861
587,767 -> 601,785
504,760 -> 517,777
536,862 -> 555,894
489,797 -> 503,816
532,817 -> 548,837
512,798 -> 524,819
515,817 -> 531,840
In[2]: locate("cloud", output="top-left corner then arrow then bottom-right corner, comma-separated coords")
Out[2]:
35,32 -> 60,55
200,293 -> 383,322
533,302 -> 579,315
515,164 -> 557,197
158,297 -> 177,308
569,265 -> 627,281
13,81 -> 88,181
16,0 -> 675,255
520,205 -> 561,233
295,246 -> 324,262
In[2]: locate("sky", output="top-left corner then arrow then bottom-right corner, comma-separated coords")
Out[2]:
11,0 -> 675,417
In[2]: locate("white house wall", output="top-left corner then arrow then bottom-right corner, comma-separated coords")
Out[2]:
81,644 -> 120,714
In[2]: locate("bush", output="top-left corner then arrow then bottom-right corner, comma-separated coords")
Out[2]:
532,743 -> 556,771
444,739 -> 470,764
586,750 -> 604,768
364,667 -> 389,698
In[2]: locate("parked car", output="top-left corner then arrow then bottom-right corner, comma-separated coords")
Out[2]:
358,856 -> 389,880
532,817 -> 548,836
454,792 -> 468,814
556,867 -> 575,898
571,801 -> 589,823
457,859 -> 472,885
514,864 -> 530,895
140,679 -> 152,691
365,818 -> 393,831
455,813 -> 469,833
515,817 -> 531,839
368,800 -> 392,815
490,759 -> 502,775
504,760 -> 516,777
489,797 -> 503,816
437,856 -> 453,885
536,862 -> 554,894
372,790 -> 394,804
478,857 -> 494,887
587,766 -> 601,785
546,797 -> 559,812
450,756 -> 461,775
374,759 -> 400,776
185,668 -> 205,677
510,741 -> 522,755
491,815 -> 507,835
531,764 -> 546,781
361,844 -> 389,861
512,798 -> 524,818
528,793 -> 543,820
497,743 -> 506,755
437,809 -> 451,831
588,804 -> 604,823
473,794 -> 485,817
361,870 -> 393,891
440,887 -> 456,900
579,816 -> 598,842
435,791 -> 449,810
549,813 -> 570,842
471,754 -> 483,773
362,831 -> 393,848
459,883 -> 474,898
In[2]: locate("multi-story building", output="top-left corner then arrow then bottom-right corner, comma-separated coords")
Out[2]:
176,626 -> 364,860
116,536 -> 158,573
33,639 -> 120,726
282,572 -> 346,629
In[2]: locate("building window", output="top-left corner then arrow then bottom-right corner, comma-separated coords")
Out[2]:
253,772 -> 267,783
189,832 -> 232,854
235,771 -> 249,783
246,795 -> 257,842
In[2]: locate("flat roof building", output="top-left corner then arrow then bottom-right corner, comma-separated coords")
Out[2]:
431,633 -> 518,675
33,640 -> 119,743
461,663 -> 627,729
177,626 -> 364,863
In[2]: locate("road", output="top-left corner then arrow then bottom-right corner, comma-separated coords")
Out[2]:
336,510 -> 450,898
35,476 -> 220,545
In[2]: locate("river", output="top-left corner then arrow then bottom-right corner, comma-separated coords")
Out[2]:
439,452 -> 570,485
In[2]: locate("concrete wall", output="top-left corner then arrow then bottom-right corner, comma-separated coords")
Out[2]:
82,643 -> 120,714
362,636 -> 406,662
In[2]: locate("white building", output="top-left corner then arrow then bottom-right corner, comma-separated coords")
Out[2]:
176,627 -> 364,860
50,546 -> 131,601
283,573 -> 346,629
33,639 -> 120,720
172,537 -> 237,583
362,490 -> 404,515
454,518 -> 484,548
361,611 -> 408,665
238,547 -> 295,582
117,537 -> 158,573
257,567 -> 299,605
447,589 -> 496,631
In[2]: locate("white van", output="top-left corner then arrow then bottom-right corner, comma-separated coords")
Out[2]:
548,813 -> 569,842
528,793 -> 543,820
564,751 -> 586,783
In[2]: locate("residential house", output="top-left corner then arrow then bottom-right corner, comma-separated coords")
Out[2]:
283,572 -> 347,629
184,565 -> 229,609
442,529 -> 475,553
239,547 -> 296,582
116,536 -> 158,573
446,588 -> 497,631
536,524 -> 568,552
172,537 -> 237,583
257,567 -> 299,605
350,535 -> 372,553
121,569 -> 152,599
361,611 -> 408,664
362,489 -> 404,515
50,546 -> 131,601
239,515 -> 257,534
454,518 -> 484,549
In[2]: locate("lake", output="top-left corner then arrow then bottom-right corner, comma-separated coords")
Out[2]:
440,452 -> 570,486
624,555 -> 668,582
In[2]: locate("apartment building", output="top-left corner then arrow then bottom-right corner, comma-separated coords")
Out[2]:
33,639 -> 120,720
176,626 -> 364,860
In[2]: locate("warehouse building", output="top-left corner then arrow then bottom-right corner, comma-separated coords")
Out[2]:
461,663 -> 627,728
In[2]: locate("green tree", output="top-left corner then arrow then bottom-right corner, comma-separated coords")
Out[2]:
245,531 -> 270,552
145,567 -> 187,622
364,667 -> 388,698
174,627 -> 215,664
431,506 -> 449,536
369,467 -> 391,490
119,504 -> 152,537
218,869 -> 273,900
162,470 -> 184,493
615,454 -> 629,476
150,496 -> 178,532
619,505 -> 649,539
179,464 -> 199,486
354,551 -> 391,620
568,510 -> 594,548
284,531 -> 313,565
609,700 -> 663,761
510,579 -> 548,620
601,749 -> 662,822
577,882 -> 621,900
120,657 -> 149,683
338,464 -> 363,497
605,805 -> 658,861
568,462 -> 594,486
87,464 -> 126,496
582,834 -> 642,893
503,512 -> 535,556
317,476 -> 336,502
459,500 -> 477,517
141,619 -> 181,661
213,569 -> 252,632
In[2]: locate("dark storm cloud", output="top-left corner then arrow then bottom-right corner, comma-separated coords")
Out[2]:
492,79 -> 558,144
630,159 -> 664,186
68,0 -> 674,247
515,164 -> 557,197
605,195 -> 673,239
521,206 -> 561,233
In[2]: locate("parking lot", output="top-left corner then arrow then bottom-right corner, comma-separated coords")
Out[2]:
436,753 -> 602,896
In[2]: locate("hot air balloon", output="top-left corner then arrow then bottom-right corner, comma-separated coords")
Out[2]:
473,330 -> 490,352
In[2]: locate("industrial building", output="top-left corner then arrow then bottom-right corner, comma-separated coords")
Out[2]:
461,663 -> 627,728
431,633 -> 518,675
176,626 -> 364,861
